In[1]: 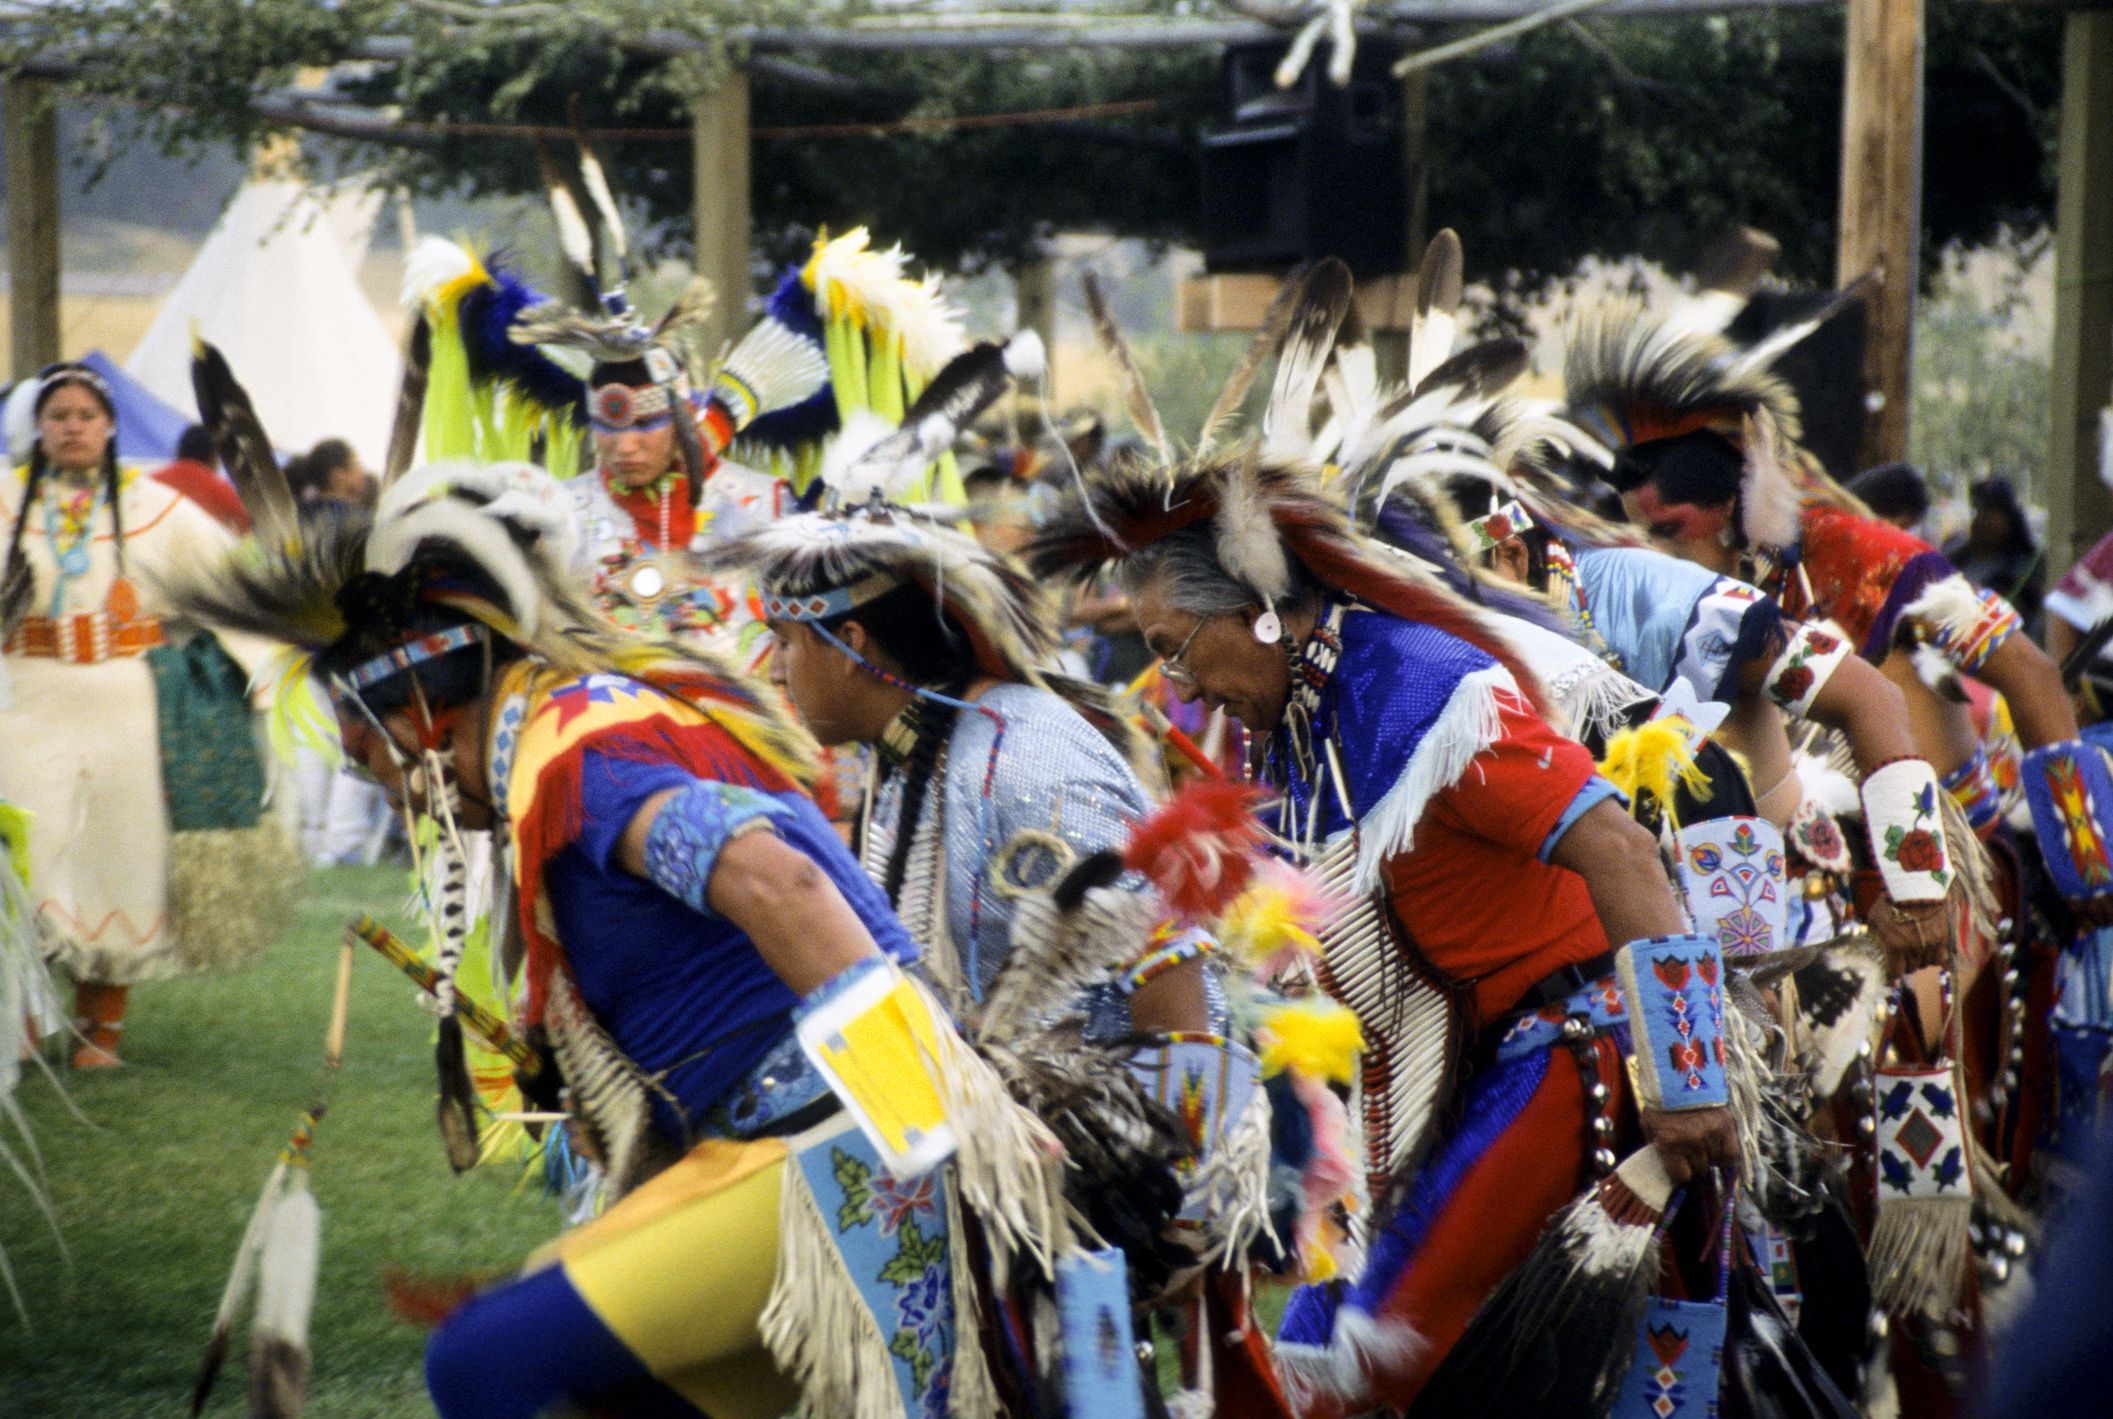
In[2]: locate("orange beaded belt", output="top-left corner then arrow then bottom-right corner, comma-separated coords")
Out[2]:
5,611 -> 164,663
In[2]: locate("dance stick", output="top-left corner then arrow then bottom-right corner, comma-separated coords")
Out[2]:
344,915 -> 541,1071
1139,698 -> 1224,781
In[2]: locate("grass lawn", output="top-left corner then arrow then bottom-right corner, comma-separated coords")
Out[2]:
0,866 -> 562,1418
1,864 -> 1298,1416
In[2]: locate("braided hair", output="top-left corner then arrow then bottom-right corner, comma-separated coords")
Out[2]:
821,581 -> 981,905
4,366 -> 123,632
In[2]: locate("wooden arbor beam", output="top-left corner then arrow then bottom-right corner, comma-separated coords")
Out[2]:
2047,10 -> 2113,575
5,74 -> 61,380
1835,0 -> 1925,471
690,71 -> 753,362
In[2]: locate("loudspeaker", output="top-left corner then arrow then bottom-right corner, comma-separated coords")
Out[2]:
1199,39 -> 1409,277
1724,291 -> 1870,478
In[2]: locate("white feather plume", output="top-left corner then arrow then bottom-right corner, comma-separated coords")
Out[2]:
1736,409 -> 1802,550
1002,329 -> 1047,383
1215,460 -> 1295,604
400,236 -> 477,311
1,378 -> 37,462
818,409 -> 904,503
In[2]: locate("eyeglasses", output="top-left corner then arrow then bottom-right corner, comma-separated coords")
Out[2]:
1158,614 -> 1214,688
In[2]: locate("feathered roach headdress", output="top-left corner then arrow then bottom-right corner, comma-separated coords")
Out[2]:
1560,299 -> 1846,553
698,501 -> 1057,690
1023,257 -> 1543,703
165,340 -> 815,779
394,142 -> 825,504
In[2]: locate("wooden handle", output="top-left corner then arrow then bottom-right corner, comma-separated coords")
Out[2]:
345,916 -> 541,1071
324,937 -> 355,1072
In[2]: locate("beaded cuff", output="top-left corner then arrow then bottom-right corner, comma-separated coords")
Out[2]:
1860,759 -> 1954,906
793,956 -> 958,1178
2021,739 -> 2113,902
1762,622 -> 1852,717
1615,932 -> 1729,1111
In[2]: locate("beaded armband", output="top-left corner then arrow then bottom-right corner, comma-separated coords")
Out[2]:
1940,747 -> 2002,835
1615,932 -> 1728,1111
1860,759 -> 1954,906
1762,622 -> 1852,717
1117,922 -> 1213,996
1913,581 -> 2021,677
2020,739 -> 2113,902
639,780 -> 792,916
794,956 -> 958,1178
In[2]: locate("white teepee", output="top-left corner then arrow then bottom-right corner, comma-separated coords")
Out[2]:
126,177 -> 398,469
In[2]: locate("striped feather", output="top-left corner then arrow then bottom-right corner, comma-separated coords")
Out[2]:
191,339 -> 299,547
1082,272 -> 1170,460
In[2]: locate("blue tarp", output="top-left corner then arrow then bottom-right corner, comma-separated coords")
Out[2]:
78,350 -> 192,463
3,350 -> 193,466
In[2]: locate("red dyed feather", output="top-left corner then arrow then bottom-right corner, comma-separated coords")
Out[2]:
1124,780 -> 1271,919
381,1267 -> 492,1329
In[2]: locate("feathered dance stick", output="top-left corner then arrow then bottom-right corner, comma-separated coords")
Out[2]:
190,939 -> 354,1417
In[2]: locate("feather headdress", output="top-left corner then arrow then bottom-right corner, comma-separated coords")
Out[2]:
697,502 -> 1057,688
154,344 -> 815,786
1561,301 -> 1807,551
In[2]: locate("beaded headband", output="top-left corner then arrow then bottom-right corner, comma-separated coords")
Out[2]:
333,624 -> 485,697
589,382 -> 675,433
760,571 -> 904,625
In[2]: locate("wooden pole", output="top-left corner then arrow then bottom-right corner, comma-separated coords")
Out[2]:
5,75 -> 61,380
1014,253 -> 1057,377
2047,10 -> 2113,578
1834,0 -> 1923,471
1373,69 -> 1431,388
690,70 -> 753,362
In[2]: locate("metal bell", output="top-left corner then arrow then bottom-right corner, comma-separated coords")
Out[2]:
1592,1147 -> 1617,1173
1592,1114 -> 1614,1138
2004,1230 -> 2028,1259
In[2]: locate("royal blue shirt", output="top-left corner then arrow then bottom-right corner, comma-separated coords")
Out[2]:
544,749 -> 918,1140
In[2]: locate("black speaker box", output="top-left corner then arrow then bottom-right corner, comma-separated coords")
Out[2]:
1725,290 -> 1870,478
1199,39 -> 1409,277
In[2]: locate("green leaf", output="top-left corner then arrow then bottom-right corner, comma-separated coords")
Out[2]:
832,1148 -> 873,1233
878,1214 -> 946,1284
890,1326 -> 934,1391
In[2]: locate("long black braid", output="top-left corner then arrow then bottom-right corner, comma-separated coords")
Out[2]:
2,446 -> 48,633
878,692 -> 965,907
817,581 -> 982,908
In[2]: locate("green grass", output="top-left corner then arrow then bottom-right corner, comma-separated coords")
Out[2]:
0,866 -> 1301,1416
0,866 -> 563,1418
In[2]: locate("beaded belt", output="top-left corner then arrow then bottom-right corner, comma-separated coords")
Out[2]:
4,611 -> 163,664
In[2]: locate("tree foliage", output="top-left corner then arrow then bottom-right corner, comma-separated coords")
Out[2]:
0,0 -> 2068,296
